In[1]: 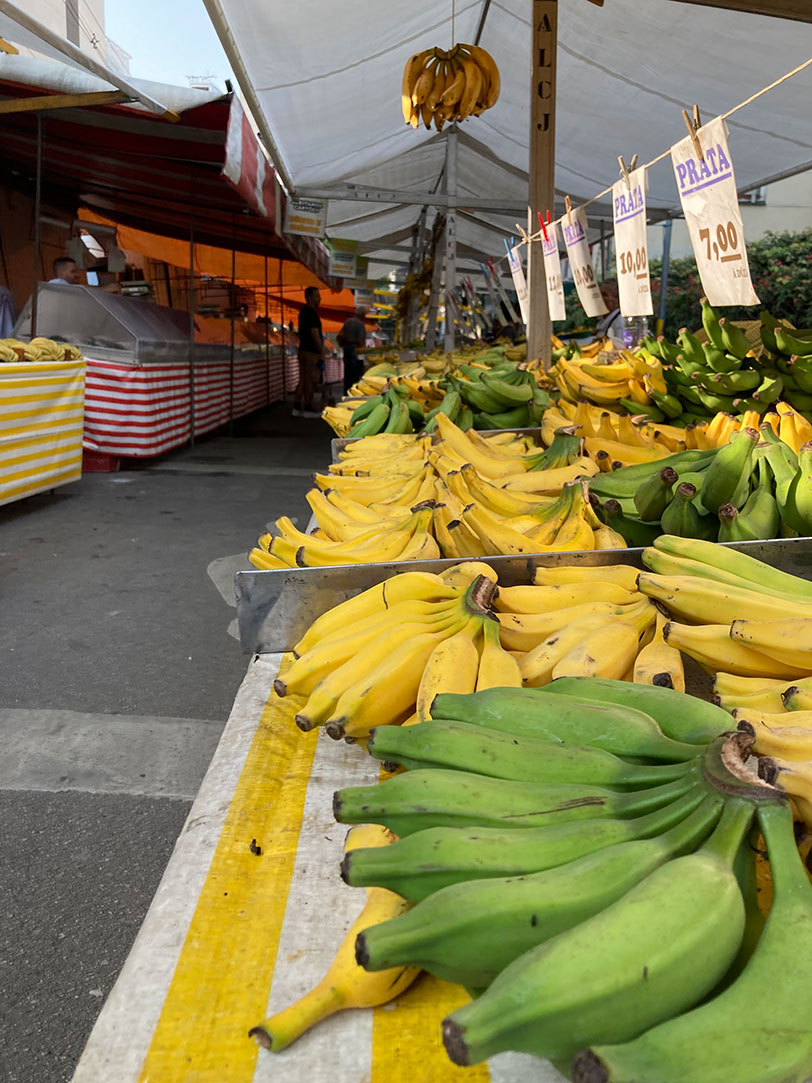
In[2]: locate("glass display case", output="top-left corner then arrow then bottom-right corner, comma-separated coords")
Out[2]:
14,284 -> 228,365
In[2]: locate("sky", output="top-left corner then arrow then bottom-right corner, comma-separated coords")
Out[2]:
105,0 -> 233,90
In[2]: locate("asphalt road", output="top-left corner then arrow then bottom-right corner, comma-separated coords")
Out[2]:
0,406 -> 332,1082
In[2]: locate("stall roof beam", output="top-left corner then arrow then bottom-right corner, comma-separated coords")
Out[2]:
298,184 -> 527,214
0,1 -> 179,119
671,0 -> 812,21
0,90 -> 128,114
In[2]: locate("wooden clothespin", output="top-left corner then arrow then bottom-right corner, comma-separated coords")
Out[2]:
682,106 -> 704,160
565,195 -> 573,226
630,154 -> 638,171
515,222 -> 535,247
537,210 -> 549,243
618,155 -> 632,189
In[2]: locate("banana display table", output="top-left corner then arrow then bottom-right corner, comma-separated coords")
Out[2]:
0,359 -> 85,508
71,654 -> 560,1083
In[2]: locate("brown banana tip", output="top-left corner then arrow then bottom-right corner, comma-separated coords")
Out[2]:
294,546 -> 307,568
248,1025 -> 273,1049
758,757 -> 779,785
441,1019 -> 470,1066
736,720 -> 756,737
339,853 -> 352,884
571,1050 -> 610,1083
652,672 -> 675,689
782,686 -> 799,705
295,715 -> 313,732
381,760 -> 400,774
326,721 -> 345,741
332,791 -> 343,819
354,932 -> 369,968
272,679 -> 287,697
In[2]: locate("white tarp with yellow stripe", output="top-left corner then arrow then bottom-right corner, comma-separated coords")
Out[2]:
0,360 -> 85,507
72,655 -> 562,1083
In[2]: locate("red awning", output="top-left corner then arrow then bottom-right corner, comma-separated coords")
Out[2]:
0,72 -> 337,285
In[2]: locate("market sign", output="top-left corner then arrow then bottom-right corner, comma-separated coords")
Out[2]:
561,206 -> 606,319
327,239 -> 358,279
504,245 -> 529,326
284,197 -> 327,238
354,287 -> 375,308
343,256 -> 369,289
612,166 -> 653,318
540,219 -> 567,323
671,116 -> 759,308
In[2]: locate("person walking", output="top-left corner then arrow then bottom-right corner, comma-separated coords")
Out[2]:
294,286 -> 325,417
340,306 -> 367,393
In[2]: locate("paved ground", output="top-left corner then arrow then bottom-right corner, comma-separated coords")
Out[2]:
0,404 -> 333,1082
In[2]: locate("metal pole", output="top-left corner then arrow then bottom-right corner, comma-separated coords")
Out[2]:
189,224 -> 196,446
264,247 -> 270,406
600,219 -> 607,282
656,219 -> 673,336
425,216 -> 444,351
229,228 -> 236,436
278,258 -> 286,401
31,112 -> 43,338
528,0 -> 557,368
443,127 -> 458,354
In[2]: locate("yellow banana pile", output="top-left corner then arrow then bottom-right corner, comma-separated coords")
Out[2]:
402,43 -> 500,131
0,337 -> 83,362
553,345 -> 667,412
701,400 -> 812,454
545,399 -> 692,466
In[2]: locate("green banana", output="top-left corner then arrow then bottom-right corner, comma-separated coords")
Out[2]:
456,380 -> 510,414
479,405 -> 531,429
356,791 -> 723,988
774,326 -> 812,357
732,394 -> 770,417
703,344 -> 742,374
784,387 -> 812,412
479,372 -> 532,405
752,370 -> 783,403
441,794 -> 756,1066
586,449 -> 717,500
575,799 -> 810,1083
367,719 -> 691,788
405,398 -> 425,425
780,439 -> 812,536
672,353 -> 705,380
619,398 -> 665,423
527,427 -> 583,470
701,297 -> 725,351
542,676 -> 732,744
350,395 -> 384,424
718,318 -> 751,360
599,500 -> 662,547
383,392 -> 413,433
634,466 -> 679,522
342,780 -> 705,901
655,337 -> 681,365
696,426 -> 758,513
660,482 -> 717,540
717,456 -> 779,542
349,400 -> 390,436
693,368 -> 760,396
648,387 -> 683,419
333,769 -> 696,839
456,404 -> 474,431
676,327 -> 706,367
695,386 -> 739,414
430,688 -> 701,760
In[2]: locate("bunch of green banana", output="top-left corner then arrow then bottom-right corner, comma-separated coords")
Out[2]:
759,309 -> 812,414
439,364 -> 549,431
345,386 -> 418,437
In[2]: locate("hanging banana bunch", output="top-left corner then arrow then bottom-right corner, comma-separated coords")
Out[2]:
401,44 -> 500,131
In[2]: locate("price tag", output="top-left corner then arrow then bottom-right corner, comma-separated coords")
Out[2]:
506,244 -> 530,326
561,206 -> 607,318
671,115 -> 759,307
540,220 -> 567,322
612,166 -> 653,318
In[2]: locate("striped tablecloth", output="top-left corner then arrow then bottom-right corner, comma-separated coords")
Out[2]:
0,360 -> 85,507
72,654 -> 563,1083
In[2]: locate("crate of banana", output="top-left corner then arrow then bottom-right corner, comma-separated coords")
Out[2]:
335,679 -> 812,1081
0,336 -> 83,362
402,43 -> 499,131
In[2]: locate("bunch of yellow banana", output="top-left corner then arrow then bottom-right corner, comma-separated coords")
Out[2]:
401,43 -> 500,131
701,401 -> 812,454
493,566 -> 659,682
321,401 -> 357,437
347,373 -> 390,397
250,823 -> 420,1052
553,347 -> 668,413
546,398 -> 688,467
0,336 -> 83,362
274,564 -> 508,741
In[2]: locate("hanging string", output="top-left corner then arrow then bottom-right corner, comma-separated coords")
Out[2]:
451,0 -> 456,47
509,53 -> 812,254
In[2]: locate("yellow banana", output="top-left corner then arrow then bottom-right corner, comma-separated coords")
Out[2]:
416,615 -> 484,721
532,563 -> 641,591
466,44 -> 500,108
584,437 -> 666,465
411,58 -> 438,106
250,824 -> 418,1051
498,598 -> 648,652
633,610 -> 686,692
441,561 -> 499,589
475,615 -> 523,690
441,57 -> 466,106
757,757 -> 812,831
519,612 -> 617,687
249,548 -> 291,570
457,56 -> 483,120
729,618 -> 812,671
593,523 -> 629,549
744,722 -> 812,761
458,463 -> 557,516
402,49 -> 432,122
552,600 -> 656,680
734,709 -> 812,731
495,580 -> 633,614
663,621 -> 806,679
638,572 -> 812,626
496,459 -> 597,493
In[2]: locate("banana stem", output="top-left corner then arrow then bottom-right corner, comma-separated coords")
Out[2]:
700,797 -> 755,867
757,799 -> 810,898
249,982 -> 346,1052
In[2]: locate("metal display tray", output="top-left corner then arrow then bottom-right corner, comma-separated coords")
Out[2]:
235,537 -> 812,655
330,428 -> 542,463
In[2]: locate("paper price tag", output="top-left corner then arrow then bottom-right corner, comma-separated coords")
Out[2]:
671,115 -> 759,307
506,245 -> 530,326
561,207 -> 607,318
612,166 -> 653,318
540,221 -> 567,322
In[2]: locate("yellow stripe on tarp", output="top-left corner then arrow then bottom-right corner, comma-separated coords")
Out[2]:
0,428 -> 83,454
0,462 -> 82,503
372,974 -> 490,1082
0,442 -> 84,472
0,401 -> 84,421
137,658 -> 319,1083
0,413 -> 84,438
0,452 -> 84,486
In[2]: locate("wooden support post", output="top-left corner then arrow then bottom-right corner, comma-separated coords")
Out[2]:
0,90 -> 128,114
31,113 -> 42,338
229,231 -> 236,435
189,224 -> 196,446
443,127 -> 458,354
528,0 -> 557,368
424,215 -> 445,351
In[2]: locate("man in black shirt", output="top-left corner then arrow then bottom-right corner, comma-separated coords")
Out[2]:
295,285 -> 325,417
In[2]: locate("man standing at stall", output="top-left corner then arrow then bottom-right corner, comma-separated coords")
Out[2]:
340,306 -> 367,393
294,286 -> 325,417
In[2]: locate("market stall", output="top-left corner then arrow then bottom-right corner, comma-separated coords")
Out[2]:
0,355 -> 84,506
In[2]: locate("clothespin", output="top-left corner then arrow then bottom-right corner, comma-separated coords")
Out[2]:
515,222 -> 535,246
682,106 -> 704,160
618,155 -> 632,189
630,153 -> 638,171
537,210 -> 549,243
565,195 -> 573,226
504,238 -> 514,257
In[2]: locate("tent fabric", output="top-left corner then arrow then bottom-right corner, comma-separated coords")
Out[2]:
209,0 -> 812,268
0,54 -> 336,284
